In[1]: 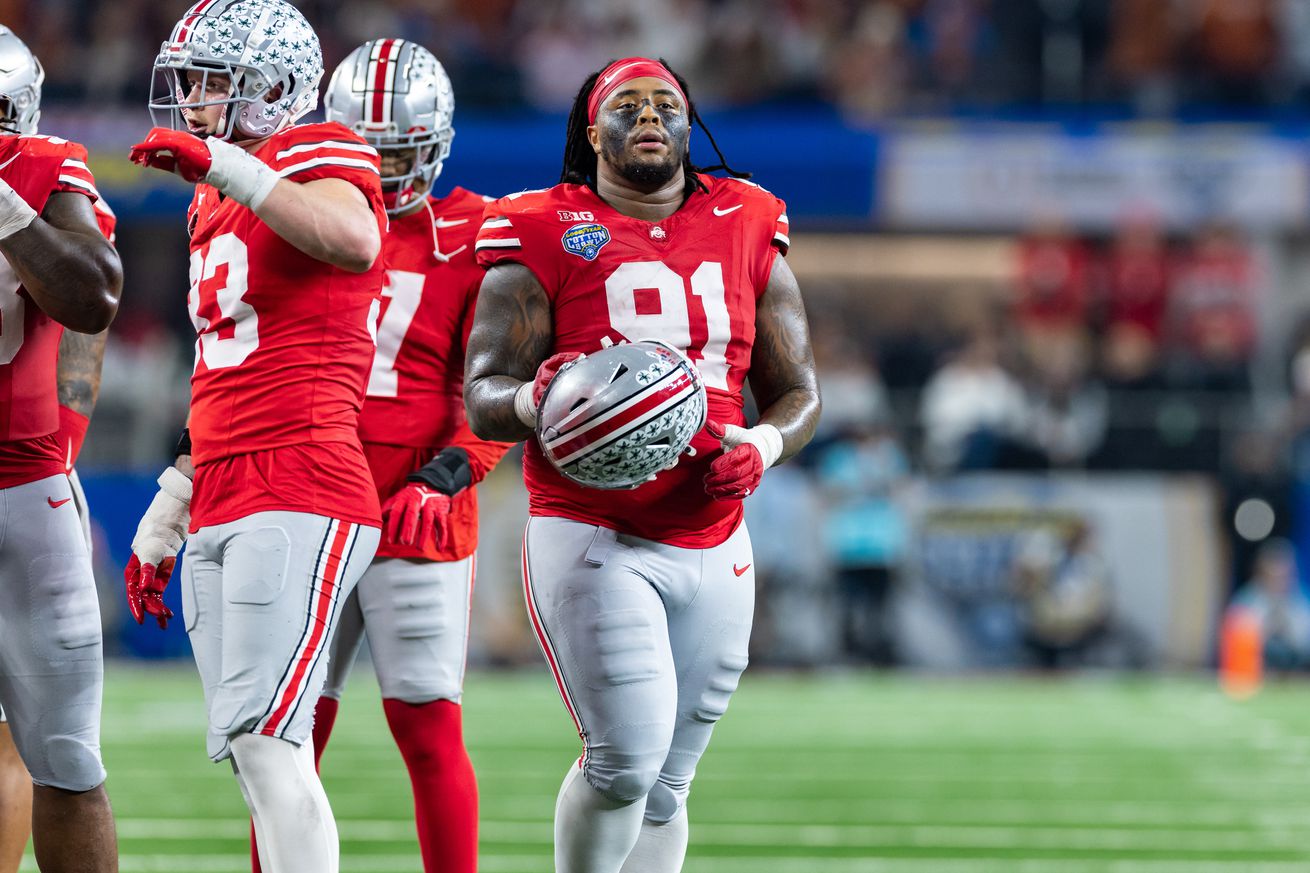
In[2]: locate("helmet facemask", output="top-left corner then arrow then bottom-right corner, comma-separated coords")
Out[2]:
372,129 -> 451,214
151,48 -> 300,141
149,0 -> 323,143
0,44 -> 42,136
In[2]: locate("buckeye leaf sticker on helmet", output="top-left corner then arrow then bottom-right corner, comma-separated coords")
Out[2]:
536,340 -> 707,490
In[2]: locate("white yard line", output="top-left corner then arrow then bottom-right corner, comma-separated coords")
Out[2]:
109,818 -> 1310,853
21,855 -> 1310,873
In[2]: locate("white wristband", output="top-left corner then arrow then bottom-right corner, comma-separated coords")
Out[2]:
514,382 -> 538,428
157,465 -> 193,506
0,177 -> 37,241
719,422 -> 784,469
204,137 -> 280,210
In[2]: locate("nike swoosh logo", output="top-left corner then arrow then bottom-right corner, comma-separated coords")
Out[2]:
600,62 -> 640,90
713,204 -> 743,217
0,153 -> 21,173
733,563 -> 751,577
47,497 -> 71,509
433,217 -> 468,228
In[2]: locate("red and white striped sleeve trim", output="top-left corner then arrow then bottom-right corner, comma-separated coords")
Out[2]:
93,197 -> 117,243
475,214 -> 522,252
270,140 -> 380,180
773,211 -> 790,254
55,156 -> 102,201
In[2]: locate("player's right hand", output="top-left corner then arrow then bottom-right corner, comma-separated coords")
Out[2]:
382,484 -> 454,550
532,352 -> 584,406
124,466 -> 192,629
129,128 -> 213,183
125,554 -> 176,629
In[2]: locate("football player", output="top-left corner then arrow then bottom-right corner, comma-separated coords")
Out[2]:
466,58 -> 821,872
123,2 -> 387,872
247,39 -> 511,873
0,23 -> 123,873
1,286 -> 115,873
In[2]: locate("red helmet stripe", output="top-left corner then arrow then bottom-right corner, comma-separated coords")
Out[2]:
174,0 -> 223,45
368,39 -> 398,126
545,371 -> 696,464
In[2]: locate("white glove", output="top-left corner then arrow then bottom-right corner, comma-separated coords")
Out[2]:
204,137 -> 280,210
0,176 -> 37,241
130,466 -> 193,567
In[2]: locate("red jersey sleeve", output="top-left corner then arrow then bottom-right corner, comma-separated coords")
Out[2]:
474,191 -> 560,294
264,122 -> 385,221
732,180 -> 789,293
51,143 -> 101,202
445,419 -> 513,485
47,142 -> 117,243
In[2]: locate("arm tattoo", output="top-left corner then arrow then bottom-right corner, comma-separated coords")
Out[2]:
749,255 -> 821,462
56,328 -> 109,418
464,263 -> 554,442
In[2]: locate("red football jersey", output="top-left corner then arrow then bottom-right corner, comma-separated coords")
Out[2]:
359,187 -> 512,561
475,174 -> 789,548
0,135 -> 113,489
184,122 -> 388,530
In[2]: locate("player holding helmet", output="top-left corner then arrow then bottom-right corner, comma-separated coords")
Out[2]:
466,58 -> 821,872
246,39 -> 511,873
0,22 -> 123,873
124,2 -> 387,872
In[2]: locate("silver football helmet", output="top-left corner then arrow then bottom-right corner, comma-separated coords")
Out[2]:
324,39 -> 454,215
537,340 -> 707,490
0,26 -> 42,135
150,0 -> 323,141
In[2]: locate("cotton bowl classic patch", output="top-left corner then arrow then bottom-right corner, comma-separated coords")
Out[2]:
562,223 -> 611,261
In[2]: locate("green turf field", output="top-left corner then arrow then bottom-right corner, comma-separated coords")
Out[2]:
22,666 -> 1310,872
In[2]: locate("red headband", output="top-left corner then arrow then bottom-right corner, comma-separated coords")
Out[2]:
586,57 -> 687,125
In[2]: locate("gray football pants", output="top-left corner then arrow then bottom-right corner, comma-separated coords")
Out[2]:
0,473 -> 105,790
523,515 -> 754,823
181,511 -> 379,761
322,555 -> 475,704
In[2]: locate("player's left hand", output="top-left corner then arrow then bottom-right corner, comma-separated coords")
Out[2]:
703,419 -> 784,500
382,484 -> 454,550
129,128 -> 213,182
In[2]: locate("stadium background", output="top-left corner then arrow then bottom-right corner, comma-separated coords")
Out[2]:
14,0 -> 1310,869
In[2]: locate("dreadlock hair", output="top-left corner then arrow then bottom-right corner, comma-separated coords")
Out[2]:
560,59 -> 751,200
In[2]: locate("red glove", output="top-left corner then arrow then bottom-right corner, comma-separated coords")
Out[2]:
532,352 -> 584,406
382,484 -> 454,550
124,554 -> 176,630
703,420 -> 767,500
129,128 -> 213,182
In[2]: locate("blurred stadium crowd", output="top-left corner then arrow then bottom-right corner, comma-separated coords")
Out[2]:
19,0 -> 1310,674
14,0 -> 1310,117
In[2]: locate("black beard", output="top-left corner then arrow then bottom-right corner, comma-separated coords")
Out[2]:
616,153 -> 681,187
